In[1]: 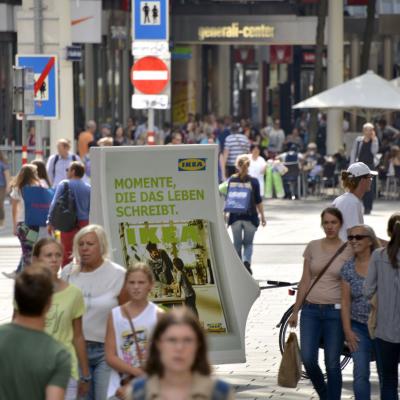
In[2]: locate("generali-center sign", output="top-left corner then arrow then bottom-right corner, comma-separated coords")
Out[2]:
198,22 -> 275,41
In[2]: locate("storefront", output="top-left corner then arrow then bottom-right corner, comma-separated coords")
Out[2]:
170,14 -> 321,127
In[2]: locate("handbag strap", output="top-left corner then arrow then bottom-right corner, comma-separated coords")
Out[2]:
300,242 -> 347,307
122,305 -> 144,368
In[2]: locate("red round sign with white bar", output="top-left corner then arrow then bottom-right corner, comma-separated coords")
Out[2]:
131,56 -> 169,95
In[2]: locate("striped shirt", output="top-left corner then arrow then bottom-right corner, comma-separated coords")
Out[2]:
225,134 -> 250,166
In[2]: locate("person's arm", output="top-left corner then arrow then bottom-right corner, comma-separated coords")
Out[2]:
104,313 -> 144,377
221,147 -> 229,180
4,169 -> 10,193
288,257 -> 312,327
256,202 -> 266,227
363,251 -> 378,299
72,317 -> 90,397
341,279 -> 359,352
46,155 -> 54,186
350,138 -> 359,164
11,197 -> 19,236
45,386 -> 65,400
371,136 -> 379,156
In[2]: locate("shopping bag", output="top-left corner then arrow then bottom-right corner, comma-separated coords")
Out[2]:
278,332 -> 301,388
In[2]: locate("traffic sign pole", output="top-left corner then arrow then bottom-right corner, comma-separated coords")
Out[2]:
147,108 -> 155,144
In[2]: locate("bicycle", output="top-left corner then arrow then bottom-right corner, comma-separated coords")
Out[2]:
261,280 -> 352,379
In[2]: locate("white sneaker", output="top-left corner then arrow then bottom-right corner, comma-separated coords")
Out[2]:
2,271 -> 17,280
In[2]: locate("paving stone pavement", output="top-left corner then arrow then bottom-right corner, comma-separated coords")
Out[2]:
1,198 -> 397,399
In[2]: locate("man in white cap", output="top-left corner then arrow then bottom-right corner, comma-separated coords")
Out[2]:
332,162 -> 378,242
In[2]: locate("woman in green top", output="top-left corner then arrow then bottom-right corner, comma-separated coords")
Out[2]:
32,238 -> 90,400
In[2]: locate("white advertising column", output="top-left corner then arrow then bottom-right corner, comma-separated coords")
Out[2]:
327,0 -> 344,154
90,145 -> 260,363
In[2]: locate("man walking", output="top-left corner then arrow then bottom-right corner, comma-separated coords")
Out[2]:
0,264 -> 71,400
350,122 -> 379,214
48,161 -> 90,266
221,123 -> 250,179
46,139 -> 80,188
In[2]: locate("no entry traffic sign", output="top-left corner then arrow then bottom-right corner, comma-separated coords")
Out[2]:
131,56 -> 169,95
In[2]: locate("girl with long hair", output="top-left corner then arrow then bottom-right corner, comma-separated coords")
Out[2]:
127,307 -> 234,400
364,213 -> 400,399
4,164 -> 41,277
32,238 -> 90,400
105,263 -> 163,399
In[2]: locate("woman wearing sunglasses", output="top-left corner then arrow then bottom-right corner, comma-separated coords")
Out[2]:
364,213 -> 400,400
340,225 -> 380,399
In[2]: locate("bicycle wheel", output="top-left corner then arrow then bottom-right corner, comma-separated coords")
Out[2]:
278,304 -> 352,380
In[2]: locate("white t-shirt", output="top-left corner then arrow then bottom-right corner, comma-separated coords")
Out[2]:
248,155 -> 267,197
107,302 -> 159,397
61,260 -> 126,342
332,192 -> 364,241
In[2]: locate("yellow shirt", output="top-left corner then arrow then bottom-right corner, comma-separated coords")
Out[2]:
45,284 -> 85,379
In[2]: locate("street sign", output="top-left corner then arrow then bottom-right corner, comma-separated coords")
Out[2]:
12,67 -> 35,115
66,45 -> 83,62
132,0 -> 169,41
16,54 -> 59,119
131,94 -> 169,109
132,40 -> 169,57
131,56 -> 169,95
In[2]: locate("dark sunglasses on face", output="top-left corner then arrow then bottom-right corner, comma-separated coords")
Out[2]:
348,234 -> 370,241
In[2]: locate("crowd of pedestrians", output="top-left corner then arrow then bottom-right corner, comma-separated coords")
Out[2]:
0,113 -> 400,400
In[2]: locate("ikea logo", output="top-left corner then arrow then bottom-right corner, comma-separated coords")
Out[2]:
178,158 -> 207,171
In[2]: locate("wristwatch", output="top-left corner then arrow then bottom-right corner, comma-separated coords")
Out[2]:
80,374 -> 92,383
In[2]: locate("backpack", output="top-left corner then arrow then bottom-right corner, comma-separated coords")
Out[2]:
284,150 -> 299,164
224,178 -> 253,214
53,154 -> 77,177
132,377 -> 231,400
48,181 -> 77,232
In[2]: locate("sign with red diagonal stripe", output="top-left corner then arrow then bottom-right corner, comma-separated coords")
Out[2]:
131,56 -> 169,95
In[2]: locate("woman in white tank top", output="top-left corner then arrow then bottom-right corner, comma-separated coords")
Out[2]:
105,262 -> 163,399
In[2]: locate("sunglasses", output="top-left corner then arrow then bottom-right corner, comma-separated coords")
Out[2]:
348,235 -> 370,241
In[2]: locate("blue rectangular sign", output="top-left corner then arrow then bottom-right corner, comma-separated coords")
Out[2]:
132,0 -> 168,41
16,54 -> 58,119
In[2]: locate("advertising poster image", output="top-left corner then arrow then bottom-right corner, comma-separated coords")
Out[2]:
119,219 -> 227,334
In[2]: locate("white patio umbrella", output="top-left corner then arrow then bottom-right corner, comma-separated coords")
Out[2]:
293,70 -> 400,118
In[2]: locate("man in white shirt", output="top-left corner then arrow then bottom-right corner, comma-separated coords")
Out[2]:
332,162 -> 377,241
46,139 -> 80,188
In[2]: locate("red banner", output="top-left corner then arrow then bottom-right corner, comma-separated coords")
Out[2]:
270,45 -> 293,64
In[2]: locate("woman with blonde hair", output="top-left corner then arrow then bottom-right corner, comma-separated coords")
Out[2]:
61,224 -> 126,400
105,263 -> 163,399
225,154 -> 266,274
332,162 -> 378,242
340,224 -> 380,399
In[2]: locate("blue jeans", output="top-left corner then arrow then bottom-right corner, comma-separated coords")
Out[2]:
350,320 -> 372,400
80,341 -> 111,400
375,338 -> 400,400
300,303 -> 344,400
230,220 -> 257,264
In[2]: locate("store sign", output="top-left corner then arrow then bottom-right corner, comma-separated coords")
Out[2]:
90,145 -> 259,363
198,23 -> 274,41
270,45 -> 293,64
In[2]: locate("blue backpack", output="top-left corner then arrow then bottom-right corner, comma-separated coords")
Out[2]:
132,377 -> 231,400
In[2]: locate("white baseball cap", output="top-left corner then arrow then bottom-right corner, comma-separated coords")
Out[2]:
347,162 -> 378,177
